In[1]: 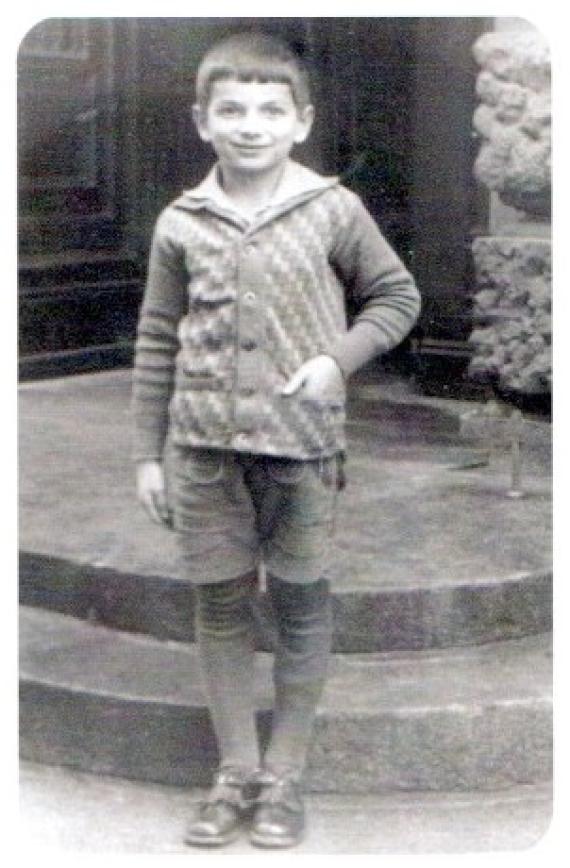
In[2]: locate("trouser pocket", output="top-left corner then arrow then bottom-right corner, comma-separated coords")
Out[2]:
172,446 -> 226,484
266,457 -> 308,485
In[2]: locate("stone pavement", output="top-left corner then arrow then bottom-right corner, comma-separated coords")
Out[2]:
19,761 -> 552,855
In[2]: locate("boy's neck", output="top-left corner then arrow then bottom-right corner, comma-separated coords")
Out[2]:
218,161 -> 289,217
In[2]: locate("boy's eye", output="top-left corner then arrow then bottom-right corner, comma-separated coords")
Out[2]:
263,105 -> 287,117
216,104 -> 241,117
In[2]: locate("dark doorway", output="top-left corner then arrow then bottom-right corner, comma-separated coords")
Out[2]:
18,18 -> 488,384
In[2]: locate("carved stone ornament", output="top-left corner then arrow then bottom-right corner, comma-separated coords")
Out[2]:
472,29 -> 551,217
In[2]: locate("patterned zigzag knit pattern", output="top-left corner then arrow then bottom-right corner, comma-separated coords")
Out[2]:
132,182 -> 420,461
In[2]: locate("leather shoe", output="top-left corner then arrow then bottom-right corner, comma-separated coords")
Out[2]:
184,766 -> 256,847
249,767 -> 305,848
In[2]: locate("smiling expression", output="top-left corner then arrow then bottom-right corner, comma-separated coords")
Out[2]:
193,80 -> 314,177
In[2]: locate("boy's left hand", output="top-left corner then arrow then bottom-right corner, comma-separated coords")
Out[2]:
281,354 -> 345,404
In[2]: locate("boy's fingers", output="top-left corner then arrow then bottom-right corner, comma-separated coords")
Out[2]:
143,493 -> 161,525
141,489 -> 171,526
151,490 -> 172,525
281,368 -> 307,396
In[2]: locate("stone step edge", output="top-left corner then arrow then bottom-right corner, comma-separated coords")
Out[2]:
19,551 -> 553,652
352,382 -> 552,435
19,607 -> 553,793
19,606 -> 552,713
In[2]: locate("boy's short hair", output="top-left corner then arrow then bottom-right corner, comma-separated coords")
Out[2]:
195,31 -> 311,110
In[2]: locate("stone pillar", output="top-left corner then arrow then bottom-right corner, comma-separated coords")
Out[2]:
469,20 -> 551,398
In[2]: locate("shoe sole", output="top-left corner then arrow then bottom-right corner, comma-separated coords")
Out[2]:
249,831 -> 304,849
184,829 -> 241,847
184,822 -> 243,848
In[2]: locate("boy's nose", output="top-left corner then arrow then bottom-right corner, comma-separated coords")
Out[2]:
237,113 -> 263,137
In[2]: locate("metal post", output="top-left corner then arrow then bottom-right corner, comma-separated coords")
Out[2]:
507,408 -> 524,498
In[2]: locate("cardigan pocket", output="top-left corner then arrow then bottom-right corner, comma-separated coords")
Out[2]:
180,352 -> 229,390
299,397 -> 345,453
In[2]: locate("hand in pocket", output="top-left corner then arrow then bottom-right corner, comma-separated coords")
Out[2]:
280,355 -> 345,405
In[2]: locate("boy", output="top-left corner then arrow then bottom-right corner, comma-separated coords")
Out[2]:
133,31 -> 420,849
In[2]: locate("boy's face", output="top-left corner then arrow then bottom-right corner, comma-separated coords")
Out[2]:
193,80 -> 314,177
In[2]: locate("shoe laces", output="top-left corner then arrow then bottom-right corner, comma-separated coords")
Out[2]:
253,768 -> 302,808
204,765 -> 252,807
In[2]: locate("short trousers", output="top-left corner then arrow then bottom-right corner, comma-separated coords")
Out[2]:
165,444 -> 344,585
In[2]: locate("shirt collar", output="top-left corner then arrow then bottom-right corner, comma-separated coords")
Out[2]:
175,160 -> 338,225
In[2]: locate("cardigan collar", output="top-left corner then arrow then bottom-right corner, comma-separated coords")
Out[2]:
173,160 -> 338,229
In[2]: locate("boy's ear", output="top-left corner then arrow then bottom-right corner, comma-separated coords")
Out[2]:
294,104 -> 315,144
192,104 -> 211,142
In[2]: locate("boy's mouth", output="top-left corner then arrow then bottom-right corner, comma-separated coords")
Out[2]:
232,143 -> 268,153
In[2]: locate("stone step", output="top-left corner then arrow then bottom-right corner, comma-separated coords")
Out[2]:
19,606 -> 552,793
19,369 -> 552,652
19,551 -> 552,653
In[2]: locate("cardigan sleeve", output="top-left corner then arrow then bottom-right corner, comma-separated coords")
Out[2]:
328,190 -> 421,378
131,209 -> 188,462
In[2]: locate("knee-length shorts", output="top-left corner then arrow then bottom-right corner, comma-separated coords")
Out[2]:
166,444 -> 343,585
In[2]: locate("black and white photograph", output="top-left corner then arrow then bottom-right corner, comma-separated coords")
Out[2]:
16,6 -> 555,856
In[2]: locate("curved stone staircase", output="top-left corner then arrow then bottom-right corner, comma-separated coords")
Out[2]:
19,371 -> 552,800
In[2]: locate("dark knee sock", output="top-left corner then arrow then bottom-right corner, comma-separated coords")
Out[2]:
195,573 -> 261,771
264,575 -> 333,777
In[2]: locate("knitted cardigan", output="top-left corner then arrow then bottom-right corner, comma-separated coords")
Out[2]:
132,161 -> 420,461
